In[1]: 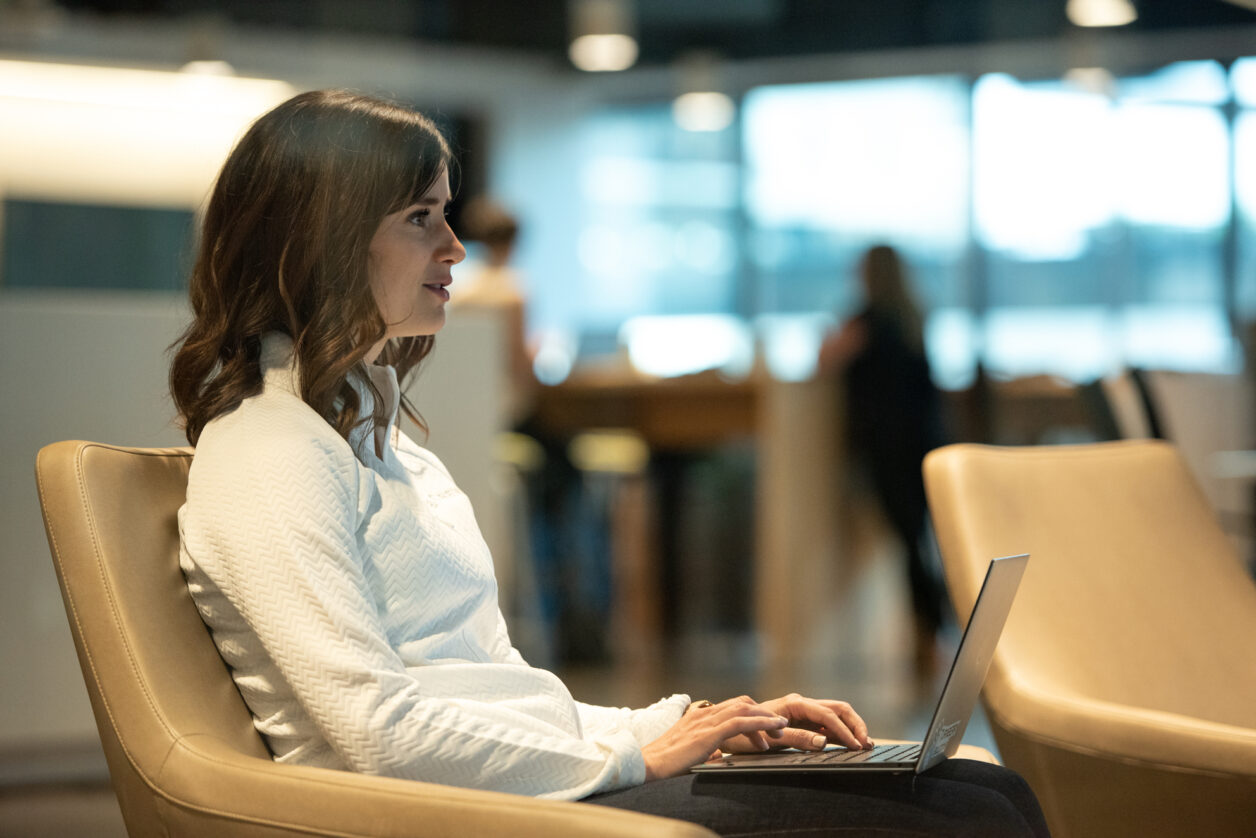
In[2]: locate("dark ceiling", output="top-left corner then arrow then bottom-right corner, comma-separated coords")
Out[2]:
55,0 -> 1256,68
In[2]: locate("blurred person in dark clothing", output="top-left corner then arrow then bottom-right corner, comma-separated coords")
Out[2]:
819,244 -> 949,675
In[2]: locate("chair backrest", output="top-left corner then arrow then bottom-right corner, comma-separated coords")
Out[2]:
923,439 -> 1256,731
35,441 -> 269,836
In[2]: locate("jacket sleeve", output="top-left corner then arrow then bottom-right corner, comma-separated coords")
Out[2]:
576,695 -> 690,747
183,432 -> 646,800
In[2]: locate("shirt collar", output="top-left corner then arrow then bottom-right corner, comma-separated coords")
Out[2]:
259,332 -> 402,462
260,332 -> 300,396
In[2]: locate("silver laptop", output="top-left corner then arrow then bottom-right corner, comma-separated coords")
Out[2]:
691,553 -> 1028,775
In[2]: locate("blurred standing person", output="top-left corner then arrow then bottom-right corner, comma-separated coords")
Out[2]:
453,196 -> 537,427
819,244 -> 949,676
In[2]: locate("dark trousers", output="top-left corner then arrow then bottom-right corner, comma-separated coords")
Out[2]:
584,759 -> 1050,837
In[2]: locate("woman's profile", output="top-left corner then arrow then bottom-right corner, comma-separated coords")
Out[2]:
170,90 -> 1047,835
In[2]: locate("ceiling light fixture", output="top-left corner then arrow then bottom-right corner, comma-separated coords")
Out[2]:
673,91 -> 735,132
0,58 -> 291,114
1066,0 -> 1138,27
0,58 -> 295,205
672,51 -> 735,132
180,59 -> 236,77
568,0 -> 638,72
1063,66 -> 1117,97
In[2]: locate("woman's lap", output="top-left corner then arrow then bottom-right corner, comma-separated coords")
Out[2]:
583,759 -> 1049,838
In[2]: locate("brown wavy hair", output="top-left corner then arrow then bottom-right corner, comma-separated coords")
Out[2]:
170,89 -> 452,446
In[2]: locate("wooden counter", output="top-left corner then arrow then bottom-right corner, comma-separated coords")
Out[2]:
532,370 -> 844,694
532,370 -> 758,451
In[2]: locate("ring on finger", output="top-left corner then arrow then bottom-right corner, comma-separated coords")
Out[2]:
686,699 -> 714,715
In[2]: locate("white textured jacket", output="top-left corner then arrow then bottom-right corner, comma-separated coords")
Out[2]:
178,334 -> 687,799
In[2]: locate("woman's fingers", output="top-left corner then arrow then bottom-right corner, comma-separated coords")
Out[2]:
645,693 -> 876,782
790,701 -> 868,750
803,698 -> 874,748
701,697 -> 792,754
765,695 -> 875,750
770,726 -> 834,751
701,696 -> 786,730
821,699 -> 873,748
815,701 -> 874,749
643,696 -> 794,780
713,709 -> 789,741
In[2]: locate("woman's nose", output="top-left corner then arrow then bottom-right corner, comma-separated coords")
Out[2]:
442,226 -> 466,264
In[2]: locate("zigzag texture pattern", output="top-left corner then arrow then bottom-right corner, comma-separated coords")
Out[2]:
178,334 -> 687,800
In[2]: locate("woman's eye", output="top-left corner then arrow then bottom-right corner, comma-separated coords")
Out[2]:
407,209 -> 431,227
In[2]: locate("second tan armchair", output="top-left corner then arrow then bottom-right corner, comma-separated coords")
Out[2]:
924,440 -> 1256,838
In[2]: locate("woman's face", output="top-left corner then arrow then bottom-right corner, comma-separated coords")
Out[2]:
367,170 -> 465,343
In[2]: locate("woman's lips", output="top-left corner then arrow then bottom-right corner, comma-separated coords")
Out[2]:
424,282 -> 450,302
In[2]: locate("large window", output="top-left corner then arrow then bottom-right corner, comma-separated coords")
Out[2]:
560,104 -> 747,376
556,58 -> 1253,386
743,76 -> 971,311
1235,58 -> 1256,329
742,75 -> 971,381
973,62 -> 1235,381
576,106 -> 741,332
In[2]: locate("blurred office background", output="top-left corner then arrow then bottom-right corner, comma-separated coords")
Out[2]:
3,0 -> 1256,833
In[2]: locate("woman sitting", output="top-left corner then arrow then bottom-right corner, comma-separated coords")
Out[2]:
171,89 -> 1048,837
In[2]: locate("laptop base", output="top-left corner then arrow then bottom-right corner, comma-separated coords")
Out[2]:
693,743 -> 921,774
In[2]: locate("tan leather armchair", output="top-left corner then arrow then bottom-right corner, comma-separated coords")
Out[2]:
924,440 -> 1256,838
35,441 -> 715,838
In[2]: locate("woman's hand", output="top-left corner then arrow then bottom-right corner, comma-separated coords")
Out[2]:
641,696 -> 789,781
719,693 -> 874,755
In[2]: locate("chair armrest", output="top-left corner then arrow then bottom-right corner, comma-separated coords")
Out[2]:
986,672 -> 1256,777
156,734 -> 718,838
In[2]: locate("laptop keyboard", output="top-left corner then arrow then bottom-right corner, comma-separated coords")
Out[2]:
755,743 -> 922,766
